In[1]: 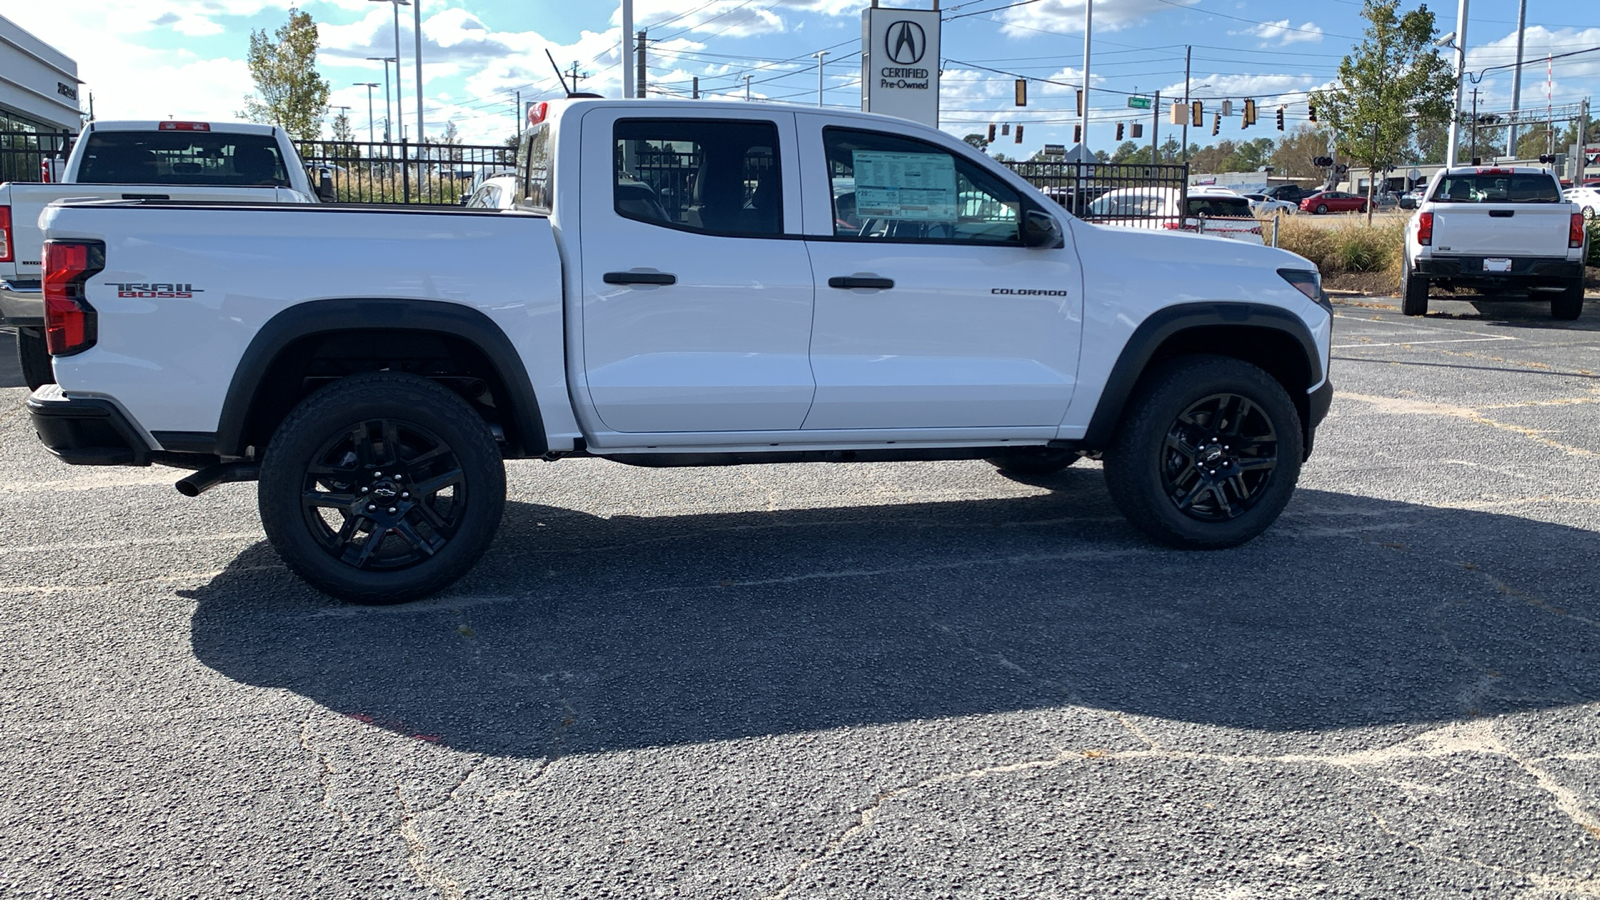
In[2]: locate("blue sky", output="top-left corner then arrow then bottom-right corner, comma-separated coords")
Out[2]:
9,0 -> 1599,154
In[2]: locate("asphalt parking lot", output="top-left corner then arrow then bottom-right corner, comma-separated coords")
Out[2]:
2,298 -> 1599,898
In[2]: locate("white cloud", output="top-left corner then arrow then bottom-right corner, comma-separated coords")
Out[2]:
1239,20 -> 1324,46
997,0 -> 1200,37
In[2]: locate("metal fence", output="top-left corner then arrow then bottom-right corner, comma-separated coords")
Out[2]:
293,139 -> 515,205
1003,159 -> 1190,229
0,130 -> 75,184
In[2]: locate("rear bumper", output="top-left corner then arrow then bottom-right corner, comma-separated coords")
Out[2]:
0,279 -> 43,327
1413,256 -> 1583,288
27,385 -> 152,466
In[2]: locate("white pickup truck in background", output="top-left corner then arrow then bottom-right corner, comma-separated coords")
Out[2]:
2,120 -> 329,389
1401,165 -> 1588,319
29,99 -> 1333,603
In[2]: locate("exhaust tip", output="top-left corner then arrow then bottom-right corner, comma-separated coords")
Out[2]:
174,477 -> 203,497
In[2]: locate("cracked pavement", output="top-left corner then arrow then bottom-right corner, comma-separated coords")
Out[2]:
1,297 -> 1599,898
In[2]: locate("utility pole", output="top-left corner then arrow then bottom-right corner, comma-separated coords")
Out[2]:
1080,0 -> 1092,152
814,50 -> 830,107
1507,0 -> 1527,156
1152,90 -> 1160,163
636,30 -> 648,98
692,76 -> 699,99
1469,88 -> 1479,160
1181,46 -> 1191,163
620,0 -> 634,99
745,74 -> 752,101
1444,0 -> 1469,166
569,62 -> 585,93
514,90 -> 521,135
413,0 -> 423,142
354,82 -> 379,143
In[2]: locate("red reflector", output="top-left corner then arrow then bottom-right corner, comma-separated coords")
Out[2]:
527,101 -> 548,126
1572,212 -> 1587,249
1417,212 -> 1433,246
43,241 -> 103,356
0,206 -> 11,263
158,121 -> 211,131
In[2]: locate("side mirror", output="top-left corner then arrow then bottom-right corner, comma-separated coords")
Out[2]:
1021,207 -> 1064,248
316,169 -> 336,203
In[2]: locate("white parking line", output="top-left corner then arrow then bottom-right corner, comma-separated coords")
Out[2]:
1332,336 -> 1517,349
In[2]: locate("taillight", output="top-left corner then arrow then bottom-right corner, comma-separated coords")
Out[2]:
0,206 -> 11,262
38,159 -> 51,183
1417,212 -> 1433,246
43,240 -> 105,356
1571,212 -> 1586,249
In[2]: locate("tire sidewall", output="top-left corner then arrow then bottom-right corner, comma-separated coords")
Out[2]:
258,374 -> 506,603
1104,356 -> 1304,549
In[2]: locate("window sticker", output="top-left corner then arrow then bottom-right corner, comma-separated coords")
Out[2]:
851,150 -> 957,220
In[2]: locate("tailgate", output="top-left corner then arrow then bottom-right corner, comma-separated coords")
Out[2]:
1432,206 -> 1573,257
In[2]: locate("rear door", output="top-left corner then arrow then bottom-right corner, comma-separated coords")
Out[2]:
795,116 -> 1081,431
575,108 -> 815,435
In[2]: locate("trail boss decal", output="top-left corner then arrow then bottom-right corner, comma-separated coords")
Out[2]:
111,282 -> 205,298
991,288 -> 1069,296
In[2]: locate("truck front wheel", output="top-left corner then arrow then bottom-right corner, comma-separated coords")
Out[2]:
258,372 -> 506,604
1102,356 -> 1303,550
17,327 -> 54,391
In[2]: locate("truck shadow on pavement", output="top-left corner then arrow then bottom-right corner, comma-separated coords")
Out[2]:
184,482 -> 1600,758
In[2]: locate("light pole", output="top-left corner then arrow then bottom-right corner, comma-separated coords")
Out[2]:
354,82 -> 379,143
412,0 -> 423,142
1442,0 -> 1470,167
366,57 -> 395,141
813,50 -> 829,107
369,0 -> 410,141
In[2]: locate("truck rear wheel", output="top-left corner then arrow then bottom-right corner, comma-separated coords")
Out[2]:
1102,355 -> 1303,550
1552,279 -> 1585,320
258,372 -> 506,604
1400,269 -> 1429,317
17,327 -> 54,391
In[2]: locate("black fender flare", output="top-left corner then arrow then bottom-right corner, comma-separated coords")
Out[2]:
1079,301 -> 1325,450
215,298 -> 547,457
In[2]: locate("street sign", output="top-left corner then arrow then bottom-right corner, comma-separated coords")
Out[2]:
1043,144 -> 1065,156
1127,96 -> 1152,110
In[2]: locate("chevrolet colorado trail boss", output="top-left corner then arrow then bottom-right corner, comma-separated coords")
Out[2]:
1401,165 -> 1588,319
29,99 -> 1334,603
2,119 -> 329,389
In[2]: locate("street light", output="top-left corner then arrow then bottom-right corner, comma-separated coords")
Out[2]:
366,57 -> 395,141
369,0 -> 410,141
353,82 -> 379,143
813,50 -> 829,108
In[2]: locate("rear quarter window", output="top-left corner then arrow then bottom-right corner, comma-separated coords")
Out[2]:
1431,173 -> 1561,203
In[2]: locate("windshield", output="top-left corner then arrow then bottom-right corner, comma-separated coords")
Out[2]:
76,131 -> 290,186
1185,196 -> 1253,217
1429,172 -> 1561,203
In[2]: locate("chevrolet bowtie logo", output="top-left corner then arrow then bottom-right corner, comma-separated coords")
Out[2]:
886,21 -> 926,65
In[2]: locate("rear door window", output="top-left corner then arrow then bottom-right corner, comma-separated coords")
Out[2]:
613,118 -> 782,237
1431,173 -> 1561,203
75,131 -> 289,186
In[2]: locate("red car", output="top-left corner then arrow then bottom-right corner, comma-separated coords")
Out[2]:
1300,190 -> 1368,214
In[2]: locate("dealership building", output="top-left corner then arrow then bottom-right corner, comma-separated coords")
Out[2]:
0,12 -> 81,136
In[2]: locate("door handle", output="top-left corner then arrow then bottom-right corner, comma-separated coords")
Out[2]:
604,271 -> 677,285
1487,209 -> 1515,218
828,276 -> 894,290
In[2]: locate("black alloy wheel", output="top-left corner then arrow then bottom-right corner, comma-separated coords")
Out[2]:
259,372 -> 505,604
1103,355 -> 1303,549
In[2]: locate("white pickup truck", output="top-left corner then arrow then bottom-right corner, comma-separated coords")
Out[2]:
2,119 -> 328,388
1401,165 -> 1588,319
28,99 -> 1333,603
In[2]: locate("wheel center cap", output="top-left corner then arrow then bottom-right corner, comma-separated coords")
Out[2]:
371,481 -> 399,501
1203,447 -> 1225,465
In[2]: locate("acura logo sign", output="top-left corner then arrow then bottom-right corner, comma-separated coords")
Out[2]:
885,21 -> 926,65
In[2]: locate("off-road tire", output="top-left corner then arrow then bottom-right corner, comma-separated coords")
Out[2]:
258,372 -> 506,604
1552,278 -> 1585,320
1400,269 -> 1429,317
17,327 -> 54,391
986,448 -> 1079,476
1102,355 -> 1303,550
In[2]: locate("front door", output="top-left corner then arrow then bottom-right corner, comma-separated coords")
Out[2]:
797,119 -> 1082,431
577,110 -> 815,435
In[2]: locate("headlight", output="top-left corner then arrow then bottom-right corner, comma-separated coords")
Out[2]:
1277,267 -> 1330,313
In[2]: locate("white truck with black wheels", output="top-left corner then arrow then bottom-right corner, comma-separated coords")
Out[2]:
1402,165 -> 1588,320
28,99 -> 1334,603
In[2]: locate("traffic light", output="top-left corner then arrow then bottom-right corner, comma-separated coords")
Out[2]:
1015,124 -> 1024,143
1170,102 -> 1186,125
1074,124 -> 1082,144
1015,79 -> 1027,107
1076,90 -> 1083,116
1131,123 -> 1143,138
1191,101 -> 1203,127
1307,100 -> 1317,122
987,123 -> 996,143
1212,111 -> 1220,136
1243,99 -> 1257,127
1116,122 -> 1125,140
1276,106 -> 1285,131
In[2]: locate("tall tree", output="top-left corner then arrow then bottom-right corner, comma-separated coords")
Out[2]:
1310,0 -> 1455,222
330,109 -> 355,143
243,8 -> 331,141
1270,125 -> 1330,179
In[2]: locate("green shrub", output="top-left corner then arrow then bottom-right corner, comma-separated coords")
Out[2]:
1587,218 -> 1600,267
1265,217 -> 1405,277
